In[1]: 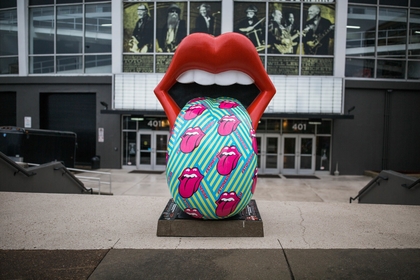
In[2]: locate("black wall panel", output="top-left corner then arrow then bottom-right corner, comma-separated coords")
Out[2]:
40,92 -> 96,165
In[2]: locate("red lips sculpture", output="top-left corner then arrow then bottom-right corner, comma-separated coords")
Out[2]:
155,33 -> 276,219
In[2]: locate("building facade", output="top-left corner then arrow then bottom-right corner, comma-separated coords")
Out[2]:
1,0 -> 419,175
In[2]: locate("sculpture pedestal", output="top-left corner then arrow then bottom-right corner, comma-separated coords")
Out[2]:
156,199 -> 264,237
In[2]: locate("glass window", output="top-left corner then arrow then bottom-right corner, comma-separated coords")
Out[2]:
85,3 -> 112,54
85,55 -> 111,73
0,8 -> 18,74
29,7 -> 54,55
345,58 -> 375,78
29,1 -> 111,74
346,2 -> 418,80
376,59 -> 406,79
0,0 -> 16,9
346,6 -> 376,57
57,55 -> 82,73
57,5 -> 83,54
407,61 -> 420,79
408,10 -> 420,58
0,57 -> 18,74
0,10 -> 18,56
30,56 -> 54,73
380,0 -> 408,7
377,8 -> 407,58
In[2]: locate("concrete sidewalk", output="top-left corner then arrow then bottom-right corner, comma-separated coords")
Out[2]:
1,170 -> 420,279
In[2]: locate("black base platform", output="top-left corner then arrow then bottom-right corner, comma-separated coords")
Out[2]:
157,199 -> 264,237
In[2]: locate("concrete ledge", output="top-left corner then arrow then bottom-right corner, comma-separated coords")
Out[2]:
157,199 -> 264,237
1,192 -> 420,250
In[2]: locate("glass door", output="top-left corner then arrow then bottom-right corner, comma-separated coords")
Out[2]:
282,135 -> 315,175
256,134 -> 280,174
137,130 -> 168,171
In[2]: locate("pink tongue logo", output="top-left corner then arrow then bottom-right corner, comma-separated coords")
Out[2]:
184,104 -> 206,120
180,127 -> 205,153
184,208 -> 203,219
219,100 -> 239,109
216,146 -> 241,176
218,115 -> 240,136
215,191 -> 240,217
178,167 -> 203,198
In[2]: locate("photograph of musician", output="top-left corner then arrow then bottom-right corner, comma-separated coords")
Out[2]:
286,12 -> 299,54
194,3 -> 215,35
302,5 -> 334,55
157,4 -> 187,53
267,10 -> 291,54
268,10 -> 292,54
234,5 -> 266,52
129,4 -> 154,53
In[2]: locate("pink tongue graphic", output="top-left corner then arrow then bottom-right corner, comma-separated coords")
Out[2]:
180,127 -> 204,153
217,146 -> 241,176
216,192 -> 240,217
178,168 -> 203,198
184,104 -> 206,120
218,116 -> 240,136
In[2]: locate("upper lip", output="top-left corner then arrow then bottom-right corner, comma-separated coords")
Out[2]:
154,32 -> 276,129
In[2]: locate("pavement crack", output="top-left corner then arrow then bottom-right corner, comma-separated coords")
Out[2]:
296,206 -> 310,248
111,238 -> 120,249
277,239 -> 295,280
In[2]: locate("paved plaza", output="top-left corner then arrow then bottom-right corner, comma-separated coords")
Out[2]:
1,170 -> 419,279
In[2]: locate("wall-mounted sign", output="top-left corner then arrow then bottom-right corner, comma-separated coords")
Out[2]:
98,128 -> 104,142
24,116 -> 31,128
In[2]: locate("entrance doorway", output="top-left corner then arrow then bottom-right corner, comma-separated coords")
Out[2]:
256,134 -> 280,174
136,130 -> 169,171
281,135 -> 315,175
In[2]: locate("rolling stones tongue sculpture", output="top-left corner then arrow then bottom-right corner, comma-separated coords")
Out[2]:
154,33 -> 275,219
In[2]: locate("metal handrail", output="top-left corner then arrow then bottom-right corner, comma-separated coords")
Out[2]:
402,178 -> 420,190
350,175 -> 388,203
53,166 -> 93,194
67,168 -> 112,195
27,163 -> 111,195
0,152 -> 36,177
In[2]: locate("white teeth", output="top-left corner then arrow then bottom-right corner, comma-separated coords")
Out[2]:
177,70 -> 254,86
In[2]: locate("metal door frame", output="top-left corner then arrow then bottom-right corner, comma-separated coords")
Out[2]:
281,134 -> 316,175
256,133 -> 280,174
136,130 -> 168,171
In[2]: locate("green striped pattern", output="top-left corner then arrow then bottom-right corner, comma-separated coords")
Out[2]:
166,97 -> 257,220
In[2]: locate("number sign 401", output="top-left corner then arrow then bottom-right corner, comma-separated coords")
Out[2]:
292,123 -> 307,131
148,120 -> 163,127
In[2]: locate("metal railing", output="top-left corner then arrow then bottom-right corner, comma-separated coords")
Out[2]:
53,165 -> 92,194
0,152 -> 36,177
27,162 -> 112,195
349,174 -> 388,203
67,168 -> 112,195
402,178 -> 420,190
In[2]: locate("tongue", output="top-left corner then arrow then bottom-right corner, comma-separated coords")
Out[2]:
218,120 -> 237,136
